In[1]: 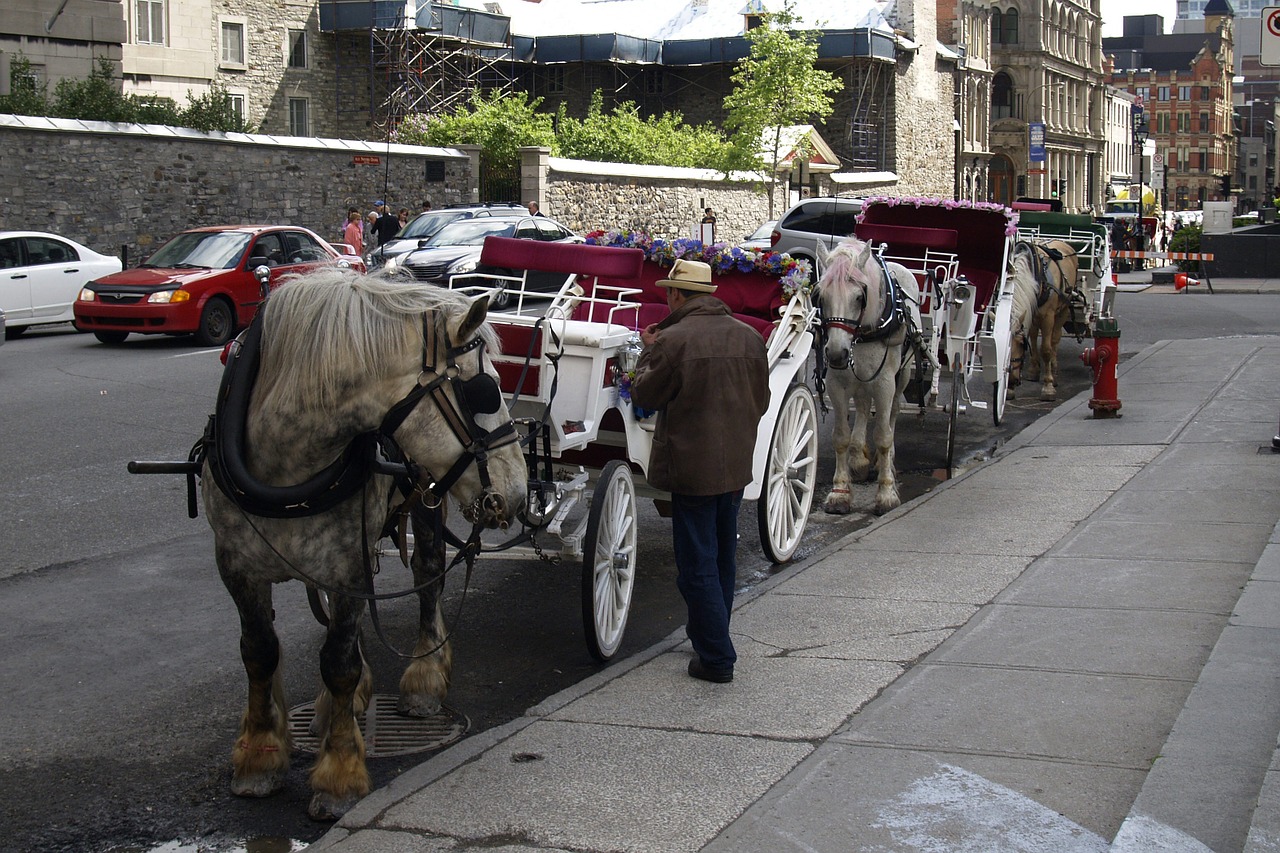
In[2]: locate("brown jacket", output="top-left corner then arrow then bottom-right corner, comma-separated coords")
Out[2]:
629,296 -> 769,495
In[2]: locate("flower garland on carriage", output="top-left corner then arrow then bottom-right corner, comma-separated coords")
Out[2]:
855,196 -> 1021,236
582,228 -> 814,301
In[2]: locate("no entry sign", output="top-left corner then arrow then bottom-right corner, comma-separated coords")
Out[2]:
1263,7 -> 1280,66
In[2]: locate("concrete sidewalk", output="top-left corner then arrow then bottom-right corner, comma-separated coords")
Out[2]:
311,331 -> 1280,852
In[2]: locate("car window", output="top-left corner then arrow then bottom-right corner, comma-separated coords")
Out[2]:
148,231 -> 253,269
288,232 -> 329,262
0,238 -> 23,269
250,234 -> 287,267
514,219 -> 540,240
25,236 -> 77,265
402,211 -> 463,239
781,201 -> 834,234
427,219 -> 516,247
534,219 -> 568,241
830,209 -> 859,236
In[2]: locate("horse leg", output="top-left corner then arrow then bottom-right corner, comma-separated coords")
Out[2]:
1026,312 -> 1044,382
848,382 -> 874,485
309,630 -> 372,738
224,575 -> 291,798
823,376 -> 856,514
309,593 -> 372,821
1040,312 -> 1066,402
870,374 -> 901,515
398,510 -> 453,716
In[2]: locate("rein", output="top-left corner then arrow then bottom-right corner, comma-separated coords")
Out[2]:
816,253 -> 918,386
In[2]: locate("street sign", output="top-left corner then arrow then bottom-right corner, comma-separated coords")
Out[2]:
1263,7 -> 1280,66
1029,122 -> 1045,163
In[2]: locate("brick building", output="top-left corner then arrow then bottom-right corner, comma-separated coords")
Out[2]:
1103,6 -> 1236,211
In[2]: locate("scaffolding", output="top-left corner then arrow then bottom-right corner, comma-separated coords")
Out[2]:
322,1 -> 516,136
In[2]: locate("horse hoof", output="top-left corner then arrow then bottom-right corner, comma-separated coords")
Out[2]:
309,790 -> 361,822
873,497 -> 901,515
823,490 -> 854,514
231,770 -> 286,799
1040,388 -> 1057,402
397,693 -> 443,718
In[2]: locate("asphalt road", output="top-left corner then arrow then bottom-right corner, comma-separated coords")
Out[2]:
2,288 -> 1276,852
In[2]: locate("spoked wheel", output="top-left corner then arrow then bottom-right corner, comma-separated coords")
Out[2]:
306,586 -> 330,626
757,382 -> 818,563
581,459 -> 638,662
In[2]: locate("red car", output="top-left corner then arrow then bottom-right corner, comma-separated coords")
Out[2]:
73,225 -> 365,346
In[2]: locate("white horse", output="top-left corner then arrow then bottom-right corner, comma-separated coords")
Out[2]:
817,238 -> 932,515
1004,242 -> 1041,399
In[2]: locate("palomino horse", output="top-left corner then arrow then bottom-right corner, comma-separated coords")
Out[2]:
202,268 -> 526,820
1007,239 -> 1081,401
816,238 -> 931,515
1005,241 -> 1047,399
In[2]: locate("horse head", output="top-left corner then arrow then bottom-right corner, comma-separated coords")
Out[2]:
817,238 -> 882,370
252,269 -> 527,530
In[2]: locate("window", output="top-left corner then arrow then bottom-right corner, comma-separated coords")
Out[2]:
26,236 -> 77,265
1202,86 -> 1211,99
644,68 -> 664,96
287,29 -> 307,69
991,72 -> 1014,120
1178,112 -> 1190,133
1199,111 -> 1210,133
1002,8 -> 1018,44
1179,86 -> 1191,100
227,92 -> 246,125
1135,86 -> 1150,103
1198,148 -> 1208,172
1250,152 -> 1259,167
544,66 -> 565,94
288,97 -> 309,136
220,18 -> 246,68
136,0 -> 165,44
1158,86 -> 1170,101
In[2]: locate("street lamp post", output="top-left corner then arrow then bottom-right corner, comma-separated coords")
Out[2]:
1132,112 -> 1150,270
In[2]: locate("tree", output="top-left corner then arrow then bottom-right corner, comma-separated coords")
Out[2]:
722,5 -> 843,216
393,90 -> 558,171
555,91 -> 741,170
0,54 -> 50,116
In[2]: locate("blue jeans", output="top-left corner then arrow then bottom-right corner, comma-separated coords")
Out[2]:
671,490 -> 743,672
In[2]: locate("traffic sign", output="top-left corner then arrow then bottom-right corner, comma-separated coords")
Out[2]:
1262,7 -> 1280,66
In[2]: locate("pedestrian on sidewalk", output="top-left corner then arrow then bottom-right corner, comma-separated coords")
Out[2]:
629,259 -> 769,684
342,208 -> 364,258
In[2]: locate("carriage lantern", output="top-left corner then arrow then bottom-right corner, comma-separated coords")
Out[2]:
1080,316 -> 1122,418
615,333 -> 644,377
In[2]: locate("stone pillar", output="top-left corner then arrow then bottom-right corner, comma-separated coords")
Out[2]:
520,146 -> 551,211
457,144 -> 482,204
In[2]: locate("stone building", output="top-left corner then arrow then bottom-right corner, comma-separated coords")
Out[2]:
1104,7 -> 1236,211
987,0 -> 1108,212
937,0 -> 995,203
0,0 -> 125,93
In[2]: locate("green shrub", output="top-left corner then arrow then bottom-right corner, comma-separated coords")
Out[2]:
1168,224 -> 1202,273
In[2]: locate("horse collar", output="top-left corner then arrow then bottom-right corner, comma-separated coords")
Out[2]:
824,254 -> 903,344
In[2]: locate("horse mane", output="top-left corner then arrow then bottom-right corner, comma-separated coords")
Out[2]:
1008,242 -> 1038,335
255,267 -> 494,412
821,238 -> 883,324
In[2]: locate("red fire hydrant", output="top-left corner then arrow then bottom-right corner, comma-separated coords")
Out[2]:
1080,317 -> 1122,418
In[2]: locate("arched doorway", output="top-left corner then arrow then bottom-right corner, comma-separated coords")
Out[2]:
989,154 -> 1015,206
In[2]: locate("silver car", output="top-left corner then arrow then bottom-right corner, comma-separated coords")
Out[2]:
768,197 -> 864,271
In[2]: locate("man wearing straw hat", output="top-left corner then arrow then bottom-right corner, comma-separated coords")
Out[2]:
630,258 -> 769,684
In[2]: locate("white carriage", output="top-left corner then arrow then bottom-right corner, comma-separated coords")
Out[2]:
449,236 -> 820,661
1011,203 -> 1116,339
851,199 -> 1023,475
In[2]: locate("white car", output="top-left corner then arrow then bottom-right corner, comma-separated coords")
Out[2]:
0,231 -> 122,337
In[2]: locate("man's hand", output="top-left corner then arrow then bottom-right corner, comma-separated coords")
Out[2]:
640,323 -> 660,347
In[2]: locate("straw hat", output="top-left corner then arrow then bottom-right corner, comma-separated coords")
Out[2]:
656,258 -> 717,293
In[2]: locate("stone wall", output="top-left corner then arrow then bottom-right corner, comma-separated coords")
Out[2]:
0,116 -> 472,262
522,147 -> 787,242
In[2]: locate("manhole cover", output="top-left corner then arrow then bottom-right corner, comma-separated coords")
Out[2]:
288,694 -> 468,758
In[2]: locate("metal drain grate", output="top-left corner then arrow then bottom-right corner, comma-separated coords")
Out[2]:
288,694 -> 469,758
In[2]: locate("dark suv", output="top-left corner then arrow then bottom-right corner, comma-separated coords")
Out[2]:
368,202 -> 526,268
769,197 -> 864,269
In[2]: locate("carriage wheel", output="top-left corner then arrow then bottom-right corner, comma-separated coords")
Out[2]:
306,586 -> 330,627
581,459 -> 638,662
946,357 -> 965,478
757,383 -> 818,564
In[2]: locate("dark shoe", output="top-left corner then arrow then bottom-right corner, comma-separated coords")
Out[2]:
688,658 -> 733,683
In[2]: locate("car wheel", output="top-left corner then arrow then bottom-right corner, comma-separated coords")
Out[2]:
194,299 -> 235,347
93,331 -> 129,345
